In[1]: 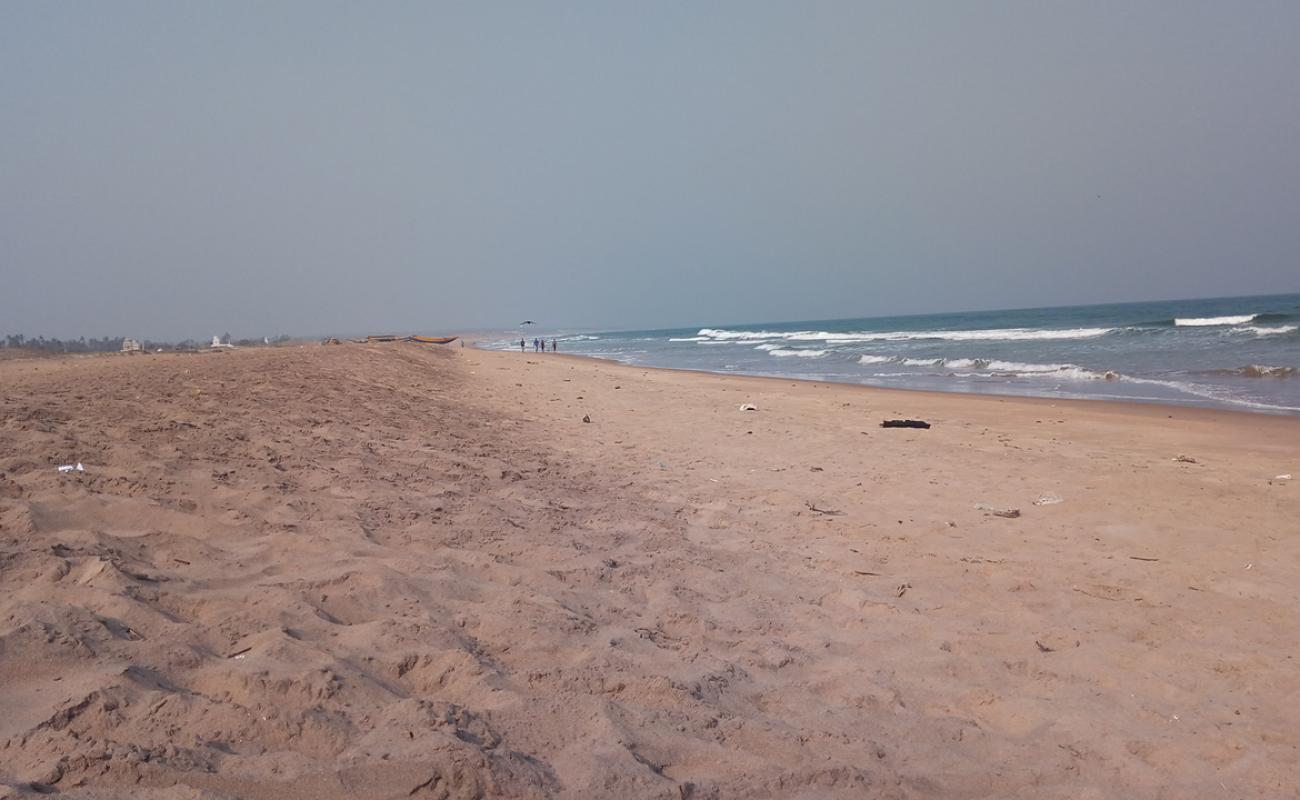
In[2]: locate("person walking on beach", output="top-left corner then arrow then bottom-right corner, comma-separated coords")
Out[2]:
520,338 -> 525,352
552,338 -> 558,352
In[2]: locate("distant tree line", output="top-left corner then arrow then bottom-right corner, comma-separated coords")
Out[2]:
2,333 -> 293,352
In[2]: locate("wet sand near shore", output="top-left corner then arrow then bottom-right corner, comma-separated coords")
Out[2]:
1,343 -> 1297,798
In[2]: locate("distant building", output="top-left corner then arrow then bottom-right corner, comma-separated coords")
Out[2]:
210,336 -> 234,349
121,338 -> 142,353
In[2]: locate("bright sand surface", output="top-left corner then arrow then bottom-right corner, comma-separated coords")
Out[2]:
1,343 -> 1297,798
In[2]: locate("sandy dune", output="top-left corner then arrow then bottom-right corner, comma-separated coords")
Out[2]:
1,344 -> 1297,798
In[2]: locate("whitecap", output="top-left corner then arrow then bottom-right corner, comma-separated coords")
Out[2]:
767,348 -> 828,358
697,326 -> 1114,343
1235,324 -> 1298,336
1174,314 -> 1257,326
985,360 -> 1075,373
979,361 -> 1119,381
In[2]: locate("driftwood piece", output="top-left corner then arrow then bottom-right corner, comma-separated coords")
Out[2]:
881,419 -> 931,429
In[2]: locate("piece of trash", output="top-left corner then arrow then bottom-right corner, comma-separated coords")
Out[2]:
1033,494 -> 1063,506
975,503 -> 1020,518
1173,454 -> 1197,464
1275,474 -> 1292,480
1035,640 -> 1055,653
57,463 -> 85,473
881,419 -> 930,429
1129,555 -> 1160,562
805,501 -> 842,516
582,414 -> 591,423
739,403 -> 757,412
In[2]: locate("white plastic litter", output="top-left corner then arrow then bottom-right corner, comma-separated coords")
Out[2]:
57,463 -> 85,473
1275,474 -> 1292,480
1033,494 -> 1064,506
739,403 -> 757,411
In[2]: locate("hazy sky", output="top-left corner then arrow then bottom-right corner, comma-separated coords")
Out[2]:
2,2 -> 1298,339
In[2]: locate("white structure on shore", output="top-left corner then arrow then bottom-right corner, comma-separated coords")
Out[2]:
121,338 -> 142,353
210,336 -> 234,349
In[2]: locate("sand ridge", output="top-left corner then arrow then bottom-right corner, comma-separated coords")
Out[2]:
1,344 -> 1297,798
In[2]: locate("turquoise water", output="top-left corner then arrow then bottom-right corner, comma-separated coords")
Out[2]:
489,293 -> 1300,414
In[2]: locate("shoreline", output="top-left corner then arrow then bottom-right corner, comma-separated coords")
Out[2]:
476,342 -> 1300,426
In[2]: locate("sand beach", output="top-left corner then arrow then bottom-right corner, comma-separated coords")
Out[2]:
1,343 -> 1297,798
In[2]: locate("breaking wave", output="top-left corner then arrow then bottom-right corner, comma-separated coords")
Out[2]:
696,326 -> 1115,343
856,355 -> 1119,380
1118,375 -> 1300,412
1240,364 -> 1297,378
1198,364 -> 1297,379
1174,314 -> 1257,326
1234,324 -> 1298,337
766,348 -> 828,358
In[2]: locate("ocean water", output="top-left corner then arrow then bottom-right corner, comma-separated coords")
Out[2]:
487,293 -> 1300,415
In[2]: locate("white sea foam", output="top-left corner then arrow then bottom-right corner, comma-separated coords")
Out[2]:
697,326 -> 1114,343
697,328 -> 787,340
1236,324 -> 1298,336
754,343 -> 784,351
985,360 -> 1072,373
855,354 -> 1120,380
908,327 -> 1115,342
1174,314 -> 1257,326
668,336 -> 710,342
870,355 -> 1299,410
767,348 -> 828,358
1119,375 -> 1300,412
1235,364 -> 1298,378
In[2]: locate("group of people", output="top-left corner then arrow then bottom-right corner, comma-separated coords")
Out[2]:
522,337 -> 559,353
